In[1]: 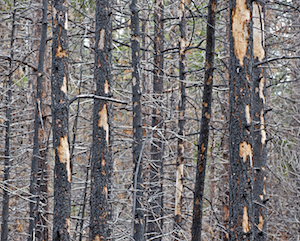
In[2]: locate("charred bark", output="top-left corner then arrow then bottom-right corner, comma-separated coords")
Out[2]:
229,0 -> 259,240
191,1 -> 217,240
130,0 -> 145,240
89,0 -> 112,239
229,1 -> 267,240
51,0 -> 71,239
147,0 -> 164,239
252,2 -> 267,240
28,0 -> 49,239
1,1 -> 16,240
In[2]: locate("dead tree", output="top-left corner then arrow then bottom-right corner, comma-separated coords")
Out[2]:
147,0 -> 164,239
174,0 -> 188,232
252,2 -> 267,239
51,0 -> 72,239
228,0 -> 267,240
130,0 -> 145,239
28,0 -> 49,239
191,0 -> 217,240
1,1 -> 16,240
89,0 -> 112,239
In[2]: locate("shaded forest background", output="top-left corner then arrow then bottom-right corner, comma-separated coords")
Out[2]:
0,0 -> 300,240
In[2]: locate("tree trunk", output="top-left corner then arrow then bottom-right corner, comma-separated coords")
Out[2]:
148,0 -> 164,237
229,1 -> 253,239
174,0 -> 188,235
89,0 -> 112,239
51,0 -> 71,239
131,0 -> 145,239
228,1 -> 267,240
1,1 -> 16,240
191,1 -> 217,240
28,0 -> 48,239
147,0 -> 164,239
252,2 -> 267,240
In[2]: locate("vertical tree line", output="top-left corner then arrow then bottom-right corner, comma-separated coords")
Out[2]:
1,0 -> 16,240
228,0 -> 266,240
51,0 -> 71,239
130,0 -> 144,238
192,0 -> 217,240
28,0 -> 48,239
2,0 -> 300,240
89,0 -> 112,239
148,0 -> 164,239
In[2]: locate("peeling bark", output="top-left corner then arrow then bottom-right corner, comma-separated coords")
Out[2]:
229,1 -> 253,240
191,1 -> 217,240
229,0 -> 267,240
51,0 -> 71,239
89,0 -> 112,239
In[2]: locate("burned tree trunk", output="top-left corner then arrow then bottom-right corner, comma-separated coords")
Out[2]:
191,0 -> 217,240
89,0 -> 112,239
174,0 -> 188,232
51,0 -> 71,239
228,0 -> 267,240
229,1 -> 253,239
1,1 -> 16,240
28,0 -> 49,239
252,2 -> 267,240
147,0 -> 164,238
130,0 -> 145,240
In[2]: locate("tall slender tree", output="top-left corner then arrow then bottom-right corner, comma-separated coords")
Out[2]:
51,0 -> 71,239
191,0 -> 217,240
228,0 -> 267,239
89,0 -> 112,239
28,0 -> 48,239
1,1 -> 16,240
252,1 -> 267,239
130,0 -> 145,239
147,0 -> 164,238
174,0 -> 188,234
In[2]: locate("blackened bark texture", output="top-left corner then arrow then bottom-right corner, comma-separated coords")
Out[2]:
28,0 -> 48,239
130,0 -> 145,240
191,1 -> 217,240
252,2 -> 267,240
1,1 -> 16,240
174,0 -> 187,231
229,0 -> 254,240
147,0 -> 164,239
89,0 -> 112,239
51,0 -> 71,240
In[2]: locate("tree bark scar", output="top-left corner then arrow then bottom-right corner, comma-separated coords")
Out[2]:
98,104 -> 109,144
232,0 -> 250,66
57,136 -> 71,182
61,76 -> 67,93
94,235 -> 104,241
245,104 -> 251,124
104,79 -> 109,94
239,141 -> 253,166
99,29 -> 105,50
243,206 -> 249,233
258,213 -> 264,231
55,44 -> 67,58
260,110 -> 266,145
253,3 -> 264,61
